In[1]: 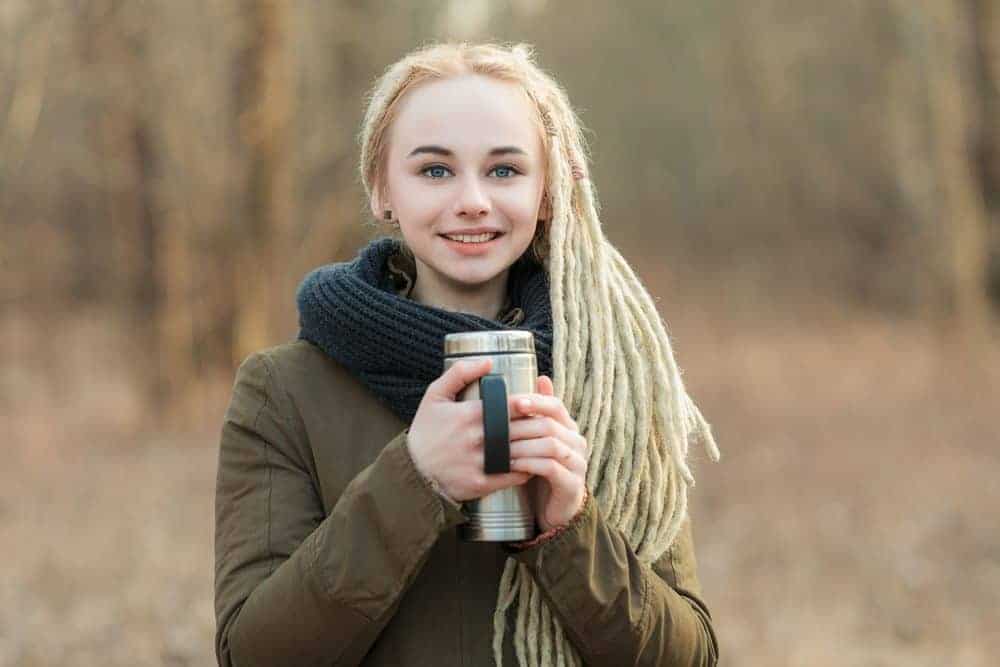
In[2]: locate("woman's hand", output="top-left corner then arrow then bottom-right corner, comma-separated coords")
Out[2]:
408,358 -> 531,502
508,375 -> 589,532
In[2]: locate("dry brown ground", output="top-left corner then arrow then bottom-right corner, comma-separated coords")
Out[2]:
2,301 -> 998,666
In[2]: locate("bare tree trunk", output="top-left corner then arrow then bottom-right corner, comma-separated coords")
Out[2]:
234,0 -> 295,362
158,193 -> 199,421
107,120 -> 173,411
971,0 -> 1000,312
923,0 -> 994,334
80,2 -> 192,420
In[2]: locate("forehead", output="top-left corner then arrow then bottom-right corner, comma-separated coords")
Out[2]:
388,74 -> 542,156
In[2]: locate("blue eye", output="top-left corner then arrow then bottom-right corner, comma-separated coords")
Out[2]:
491,165 -> 518,178
422,165 -> 452,179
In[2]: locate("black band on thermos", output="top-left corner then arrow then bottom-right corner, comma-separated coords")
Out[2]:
480,374 -> 510,474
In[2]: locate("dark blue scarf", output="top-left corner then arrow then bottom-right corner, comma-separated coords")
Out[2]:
295,237 -> 553,423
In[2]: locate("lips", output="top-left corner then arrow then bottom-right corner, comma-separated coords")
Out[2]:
438,232 -> 504,243
439,232 -> 504,255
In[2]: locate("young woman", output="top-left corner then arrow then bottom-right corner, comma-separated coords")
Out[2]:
214,42 -> 720,666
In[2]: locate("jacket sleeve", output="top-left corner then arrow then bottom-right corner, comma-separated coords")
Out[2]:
214,351 -> 468,666
507,492 -> 719,666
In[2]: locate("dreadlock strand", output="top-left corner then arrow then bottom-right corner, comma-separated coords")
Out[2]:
492,558 -> 520,666
538,599 -> 555,666
551,612 -> 565,667
599,341 -> 633,527
525,568 -> 542,667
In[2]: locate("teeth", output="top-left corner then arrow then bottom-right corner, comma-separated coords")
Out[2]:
444,232 -> 499,244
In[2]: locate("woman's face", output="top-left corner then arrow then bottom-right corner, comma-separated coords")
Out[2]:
375,74 -> 547,300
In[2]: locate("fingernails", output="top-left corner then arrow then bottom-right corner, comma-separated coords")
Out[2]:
518,398 -> 531,410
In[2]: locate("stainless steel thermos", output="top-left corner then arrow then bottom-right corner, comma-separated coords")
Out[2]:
443,330 -> 538,542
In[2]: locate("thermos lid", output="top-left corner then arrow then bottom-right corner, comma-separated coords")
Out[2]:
444,330 -> 535,357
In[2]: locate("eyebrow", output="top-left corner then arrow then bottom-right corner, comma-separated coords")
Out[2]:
406,145 -> 528,158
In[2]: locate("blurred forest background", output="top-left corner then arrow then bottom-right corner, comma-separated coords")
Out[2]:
2,0 -> 999,665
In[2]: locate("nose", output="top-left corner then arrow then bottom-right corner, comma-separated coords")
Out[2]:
453,175 -> 491,219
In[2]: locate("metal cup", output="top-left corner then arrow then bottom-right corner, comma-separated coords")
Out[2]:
444,330 -> 538,542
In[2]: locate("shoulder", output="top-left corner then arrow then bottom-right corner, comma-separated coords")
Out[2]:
238,338 -> 396,432
228,339 -> 365,451
250,337 -> 325,367
230,339 -> 358,425
241,339 -> 350,391
250,338 -> 329,368
230,339 -> 408,509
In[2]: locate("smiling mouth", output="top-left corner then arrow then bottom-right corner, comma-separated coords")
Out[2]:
439,232 -> 503,244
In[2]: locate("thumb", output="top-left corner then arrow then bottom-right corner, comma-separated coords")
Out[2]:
536,375 -> 555,396
428,358 -> 493,401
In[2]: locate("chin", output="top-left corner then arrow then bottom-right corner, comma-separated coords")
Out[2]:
444,266 -> 507,287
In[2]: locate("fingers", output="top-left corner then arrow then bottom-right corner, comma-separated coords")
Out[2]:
429,358 -> 492,401
476,471 -> 531,496
509,392 -> 579,433
510,455 -> 580,492
509,437 -> 587,474
537,375 -> 555,396
508,415 -> 587,456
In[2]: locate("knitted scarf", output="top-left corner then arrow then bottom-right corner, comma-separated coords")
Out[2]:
295,236 -> 554,423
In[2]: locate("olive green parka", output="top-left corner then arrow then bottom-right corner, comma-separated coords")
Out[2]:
214,338 -> 718,666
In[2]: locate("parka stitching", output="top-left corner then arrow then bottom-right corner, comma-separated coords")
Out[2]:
259,350 -> 311,445
256,351 -> 331,593
308,431 -> 446,622
252,354 -> 278,577
260,350 -> 321,496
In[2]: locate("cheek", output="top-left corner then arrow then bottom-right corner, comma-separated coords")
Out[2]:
496,184 -> 544,225
392,176 -> 447,220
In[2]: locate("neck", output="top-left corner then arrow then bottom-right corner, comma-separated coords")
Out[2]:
410,267 -> 509,320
